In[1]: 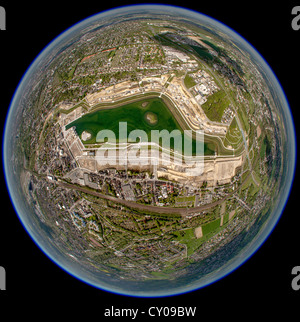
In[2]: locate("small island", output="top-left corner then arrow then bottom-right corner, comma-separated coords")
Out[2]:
144,111 -> 158,125
81,130 -> 92,141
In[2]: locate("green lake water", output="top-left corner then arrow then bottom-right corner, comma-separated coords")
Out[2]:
66,97 -> 214,155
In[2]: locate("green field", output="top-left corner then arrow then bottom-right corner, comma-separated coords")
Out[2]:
184,73 -> 197,89
173,212 -> 235,257
201,90 -> 230,122
66,97 -> 214,155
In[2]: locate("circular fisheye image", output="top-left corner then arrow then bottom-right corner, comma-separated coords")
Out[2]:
3,4 -> 296,297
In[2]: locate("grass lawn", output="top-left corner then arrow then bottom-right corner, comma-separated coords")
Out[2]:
184,73 -> 197,89
201,90 -> 230,122
174,216 -> 225,257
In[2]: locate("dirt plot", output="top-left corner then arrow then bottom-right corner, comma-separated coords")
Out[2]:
194,226 -> 203,238
220,214 -> 224,226
229,210 -> 235,220
256,125 -> 262,138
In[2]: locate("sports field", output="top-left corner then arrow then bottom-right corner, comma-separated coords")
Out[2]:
66,97 -> 215,155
